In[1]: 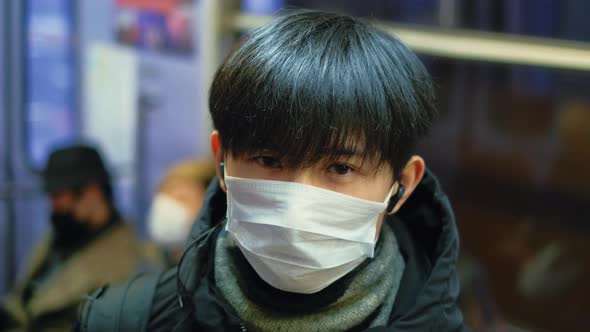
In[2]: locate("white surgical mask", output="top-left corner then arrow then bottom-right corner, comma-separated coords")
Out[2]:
148,194 -> 192,247
225,174 -> 394,294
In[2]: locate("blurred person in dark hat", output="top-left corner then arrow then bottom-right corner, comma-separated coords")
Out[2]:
0,144 -> 162,332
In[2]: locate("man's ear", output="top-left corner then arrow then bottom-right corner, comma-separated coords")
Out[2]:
387,155 -> 425,214
211,131 -> 227,192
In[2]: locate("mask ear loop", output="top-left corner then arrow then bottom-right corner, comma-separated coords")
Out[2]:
386,183 -> 405,213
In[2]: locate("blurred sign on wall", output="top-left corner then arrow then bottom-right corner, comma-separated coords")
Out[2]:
83,43 -> 138,171
114,0 -> 196,56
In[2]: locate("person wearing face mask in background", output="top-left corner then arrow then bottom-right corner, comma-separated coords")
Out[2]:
0,144 -> 163,332
147,159 -> 216,266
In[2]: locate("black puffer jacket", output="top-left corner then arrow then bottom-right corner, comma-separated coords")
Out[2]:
80,169 -> 469,332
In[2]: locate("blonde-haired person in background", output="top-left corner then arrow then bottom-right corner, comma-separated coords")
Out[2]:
147,159 -> 216,266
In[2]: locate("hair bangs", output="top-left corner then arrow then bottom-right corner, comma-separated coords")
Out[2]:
209,10 -> 437,177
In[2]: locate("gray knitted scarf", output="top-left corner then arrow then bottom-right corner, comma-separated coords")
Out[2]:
214,222 -> 405,331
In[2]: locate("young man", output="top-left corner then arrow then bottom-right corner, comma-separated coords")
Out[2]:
79,11 -> 467,331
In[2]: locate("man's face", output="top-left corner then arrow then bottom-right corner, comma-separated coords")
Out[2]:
49,185 -> 99,225
50,189 -> 78,215
49,185 -> 107,245
223,148 -> 395,234
212,130 -> 425,238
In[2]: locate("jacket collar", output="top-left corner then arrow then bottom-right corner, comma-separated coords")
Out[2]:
5,223 -> 143,319
388,169 -> 464,330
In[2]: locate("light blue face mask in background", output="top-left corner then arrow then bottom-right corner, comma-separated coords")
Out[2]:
148,194 -> 193,248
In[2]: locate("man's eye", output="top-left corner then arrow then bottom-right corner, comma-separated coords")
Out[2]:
254,156 -> 283,169
328,164 -> 353,175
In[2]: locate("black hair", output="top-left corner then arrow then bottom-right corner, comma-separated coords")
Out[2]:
209,10 -> 437,178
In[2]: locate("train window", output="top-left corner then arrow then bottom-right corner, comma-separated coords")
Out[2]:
415,56 -> 590,332
24,0 -> 77,169
280,0 -> 590,42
